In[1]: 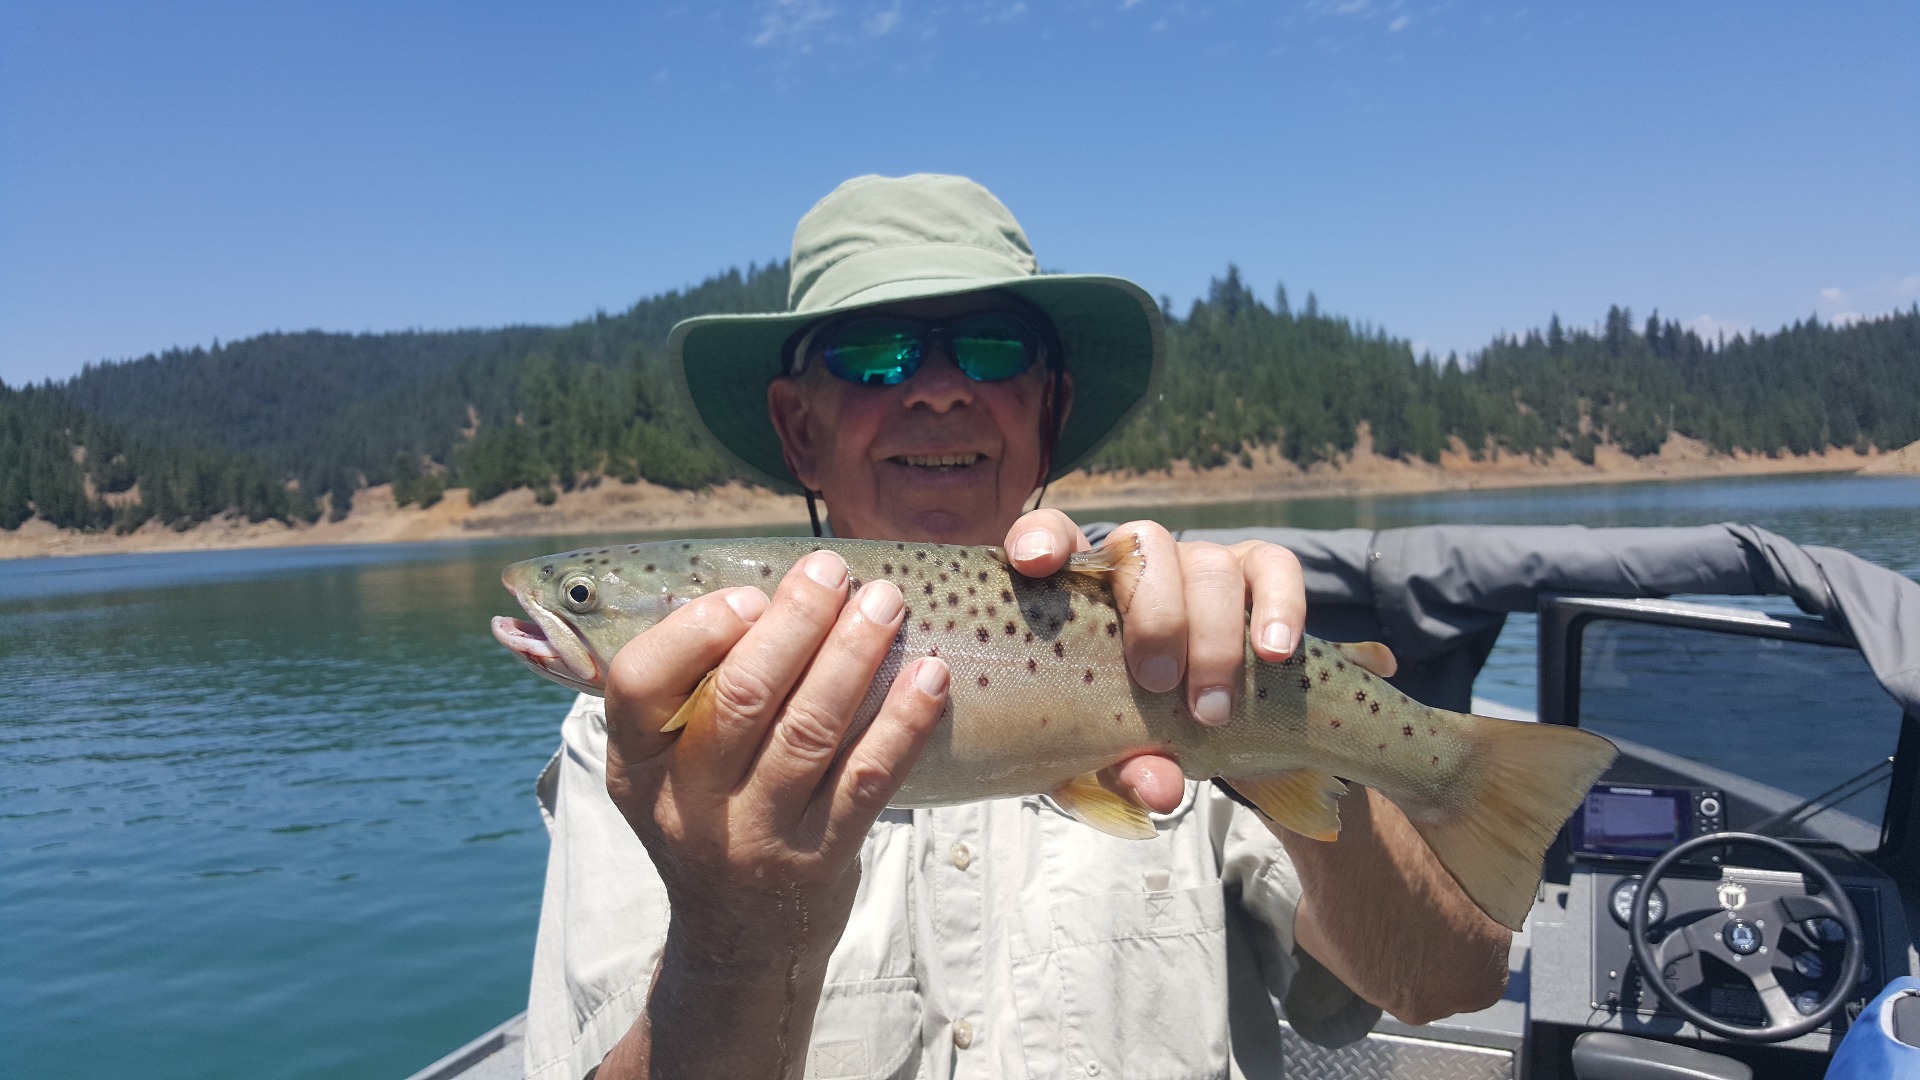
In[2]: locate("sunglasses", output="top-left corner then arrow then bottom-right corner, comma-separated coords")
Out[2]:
808,312 -> 1046,387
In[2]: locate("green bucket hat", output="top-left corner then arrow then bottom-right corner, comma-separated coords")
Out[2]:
668,173 -> 1164,495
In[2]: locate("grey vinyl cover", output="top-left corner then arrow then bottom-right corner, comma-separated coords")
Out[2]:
1177,523 -> 1920,717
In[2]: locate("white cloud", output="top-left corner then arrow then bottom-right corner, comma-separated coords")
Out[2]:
1814,274 -> 1920,324
1685,313 -> 1754,344
1387,14 -> 1409,31
864,3 -> 902,35
1123,0 -> 1145,8
753,0 -> 838,48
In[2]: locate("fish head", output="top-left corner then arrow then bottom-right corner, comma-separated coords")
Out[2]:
492,545 -> 708,694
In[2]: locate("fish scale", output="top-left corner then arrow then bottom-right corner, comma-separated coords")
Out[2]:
493,534 -> 1616,930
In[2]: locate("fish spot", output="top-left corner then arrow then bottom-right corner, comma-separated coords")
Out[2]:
1066,610 -> 1076,621
940,572 -> 949,583
1257,686 -> 1268,700
1360,672 -> 1371,683
923,582 -> 934,595
929,646 -> 939,657
1027,658 -> 1037,672
916,551 -> 927,561
1354,690 -> 1366,702
1335,661 -> 1346,671
688,554 -> 699,565
950,561 -> 961,573
946,620 -> 956,631
1299,676 -> 1312,691
1053,642 -> 1065,658
1083,668 -> 1094,683
1114,713 -> 1124,725
897,542 -> 906,550
978,674 -> 990,687
542,564 -> 554,575
1330,718 -> 1341,729
976,627 -> 990,642
1310,646 -> 1324,658
643,563 -> 655,572
1431,756 -> 1439,765
977,571 -> 988,582
1428,727 -> 1437,736
760,564 -> 772,578
1023,630 -> 1035,644
967,605 -> 979,616
921,621 -> 932,632
681,543 -> 692,550
1000,589 -> 1013,603
947,592 -> 959,605
1318,671 -> 1330,683
967,585 -> 977,596
1039,715 -> 1049,726
1005,621 -> 1017,636
1402,724 -> 1414,738
1377,743 -> 1388,750
1105,622 -> 1118,637
986,605 -> 997,617
883,563 -> 894,575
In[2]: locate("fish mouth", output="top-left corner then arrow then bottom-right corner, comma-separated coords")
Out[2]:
491,613 -> 604,695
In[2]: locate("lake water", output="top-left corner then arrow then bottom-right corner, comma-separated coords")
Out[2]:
3,473 -> 1917,1080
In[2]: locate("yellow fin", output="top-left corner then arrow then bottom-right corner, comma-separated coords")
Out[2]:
1225,769 -> 1348,841
1333,640 -> 1398,678
1052,772 -> 1157,840
1064,528 -> 1147,584
660,669 -> 717,733
1402,715 -> 1617,930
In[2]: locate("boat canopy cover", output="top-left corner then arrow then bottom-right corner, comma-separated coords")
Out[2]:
1174,523 -> 1920,717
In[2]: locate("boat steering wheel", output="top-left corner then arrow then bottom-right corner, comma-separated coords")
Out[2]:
1629,832 -> 1864,1042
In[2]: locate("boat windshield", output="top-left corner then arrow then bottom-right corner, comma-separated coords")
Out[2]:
1576,616 -> 1903,851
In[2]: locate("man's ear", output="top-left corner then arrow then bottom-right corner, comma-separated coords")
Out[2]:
767,377 -> 820,491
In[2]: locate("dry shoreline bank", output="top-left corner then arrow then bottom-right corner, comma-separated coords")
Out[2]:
5,435 -> 1916,562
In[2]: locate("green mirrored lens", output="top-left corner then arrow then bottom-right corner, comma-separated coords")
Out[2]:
823,320 -> 921,386
949,314 -> 1038,381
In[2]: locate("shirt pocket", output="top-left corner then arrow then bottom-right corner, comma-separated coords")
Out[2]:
806,975 -> 924,1080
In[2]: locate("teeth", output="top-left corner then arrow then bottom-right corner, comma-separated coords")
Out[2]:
895,453 -> 982,468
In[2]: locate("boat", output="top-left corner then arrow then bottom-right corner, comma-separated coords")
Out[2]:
411,521 -> 1920,1079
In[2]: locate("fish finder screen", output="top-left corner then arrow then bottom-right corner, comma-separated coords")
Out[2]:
1581,789 -> 1681,855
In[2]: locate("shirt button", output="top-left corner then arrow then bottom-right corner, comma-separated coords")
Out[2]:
952,1019 -> 974,1049
951,842 -> 972,870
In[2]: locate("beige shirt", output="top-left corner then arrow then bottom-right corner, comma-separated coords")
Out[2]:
524,693 -> 1379,1080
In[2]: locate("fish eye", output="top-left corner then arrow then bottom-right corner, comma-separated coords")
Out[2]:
561,574 -> 599,612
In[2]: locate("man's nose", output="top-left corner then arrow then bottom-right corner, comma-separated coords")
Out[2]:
900,342 -> 974,412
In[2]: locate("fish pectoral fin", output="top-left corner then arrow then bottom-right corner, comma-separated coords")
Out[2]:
1064,528 -> 1148,584
1223,769 -> 1348,841
660,669 -> 718,734
1052,772 -> 1158,840
1333,641 -> 1398,678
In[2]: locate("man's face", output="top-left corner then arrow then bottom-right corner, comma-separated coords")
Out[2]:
767,292 -> 1069,545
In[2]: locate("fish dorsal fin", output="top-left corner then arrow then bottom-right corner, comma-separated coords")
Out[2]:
1063,528 -> 1148,584
1333,641 -> 1398,678
660,669 -> 717,733
1224,769 -> 1349,842
1052,772 -> 1158,840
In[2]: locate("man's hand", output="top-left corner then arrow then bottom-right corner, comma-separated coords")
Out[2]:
1002,510 -> 1304,813
595,550 -> 948,1079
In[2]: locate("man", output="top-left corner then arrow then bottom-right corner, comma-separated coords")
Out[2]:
525,174 -> 1508,1080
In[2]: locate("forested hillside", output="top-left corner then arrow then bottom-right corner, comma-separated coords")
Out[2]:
5,261 -> 1916,534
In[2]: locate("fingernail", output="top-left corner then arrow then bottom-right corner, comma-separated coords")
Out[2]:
1193,687 -> 1233,727
914,657 -> 950,696
725,587 -> 767,622
1261,622 -> 1293,656
1137,655 -> 1179,693
1011,530 -> 1055,562
859,579 -> 903,623
803,550 -> 847,588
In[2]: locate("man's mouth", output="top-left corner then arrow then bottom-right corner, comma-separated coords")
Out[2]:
889,452 -> 984,469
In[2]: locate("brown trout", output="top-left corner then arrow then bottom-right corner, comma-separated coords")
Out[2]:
492,533 -> 1615,930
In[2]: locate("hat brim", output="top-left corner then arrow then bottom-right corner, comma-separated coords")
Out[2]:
669,274 -> 1163,495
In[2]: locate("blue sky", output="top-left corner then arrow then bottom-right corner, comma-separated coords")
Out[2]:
2,1 -> 1915,386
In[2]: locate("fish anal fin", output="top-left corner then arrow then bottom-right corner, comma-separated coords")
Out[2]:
1052,771 -> 1158,840
1402,715 -> 1617,930
661,669 -> 717,733
1333,641 -> 1398,678
1225,769 -> 1348,841
1064,528 -> 1147,585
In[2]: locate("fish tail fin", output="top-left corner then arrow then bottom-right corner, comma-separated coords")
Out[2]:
1403,717 -> 1616,931
1064,527 -> 1148,584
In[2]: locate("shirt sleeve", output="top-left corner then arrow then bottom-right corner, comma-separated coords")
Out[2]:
523,694 -> 666,1080
1212,784 -> 1382,1049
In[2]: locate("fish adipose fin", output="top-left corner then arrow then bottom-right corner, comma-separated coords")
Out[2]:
660,669 -> 718,733
1333,641 -> 1397,678
1405,718 -> 1617,931
1225,769 -> 1349,842
1052,772 -> 1158,840
1064,529 -> 1148,585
